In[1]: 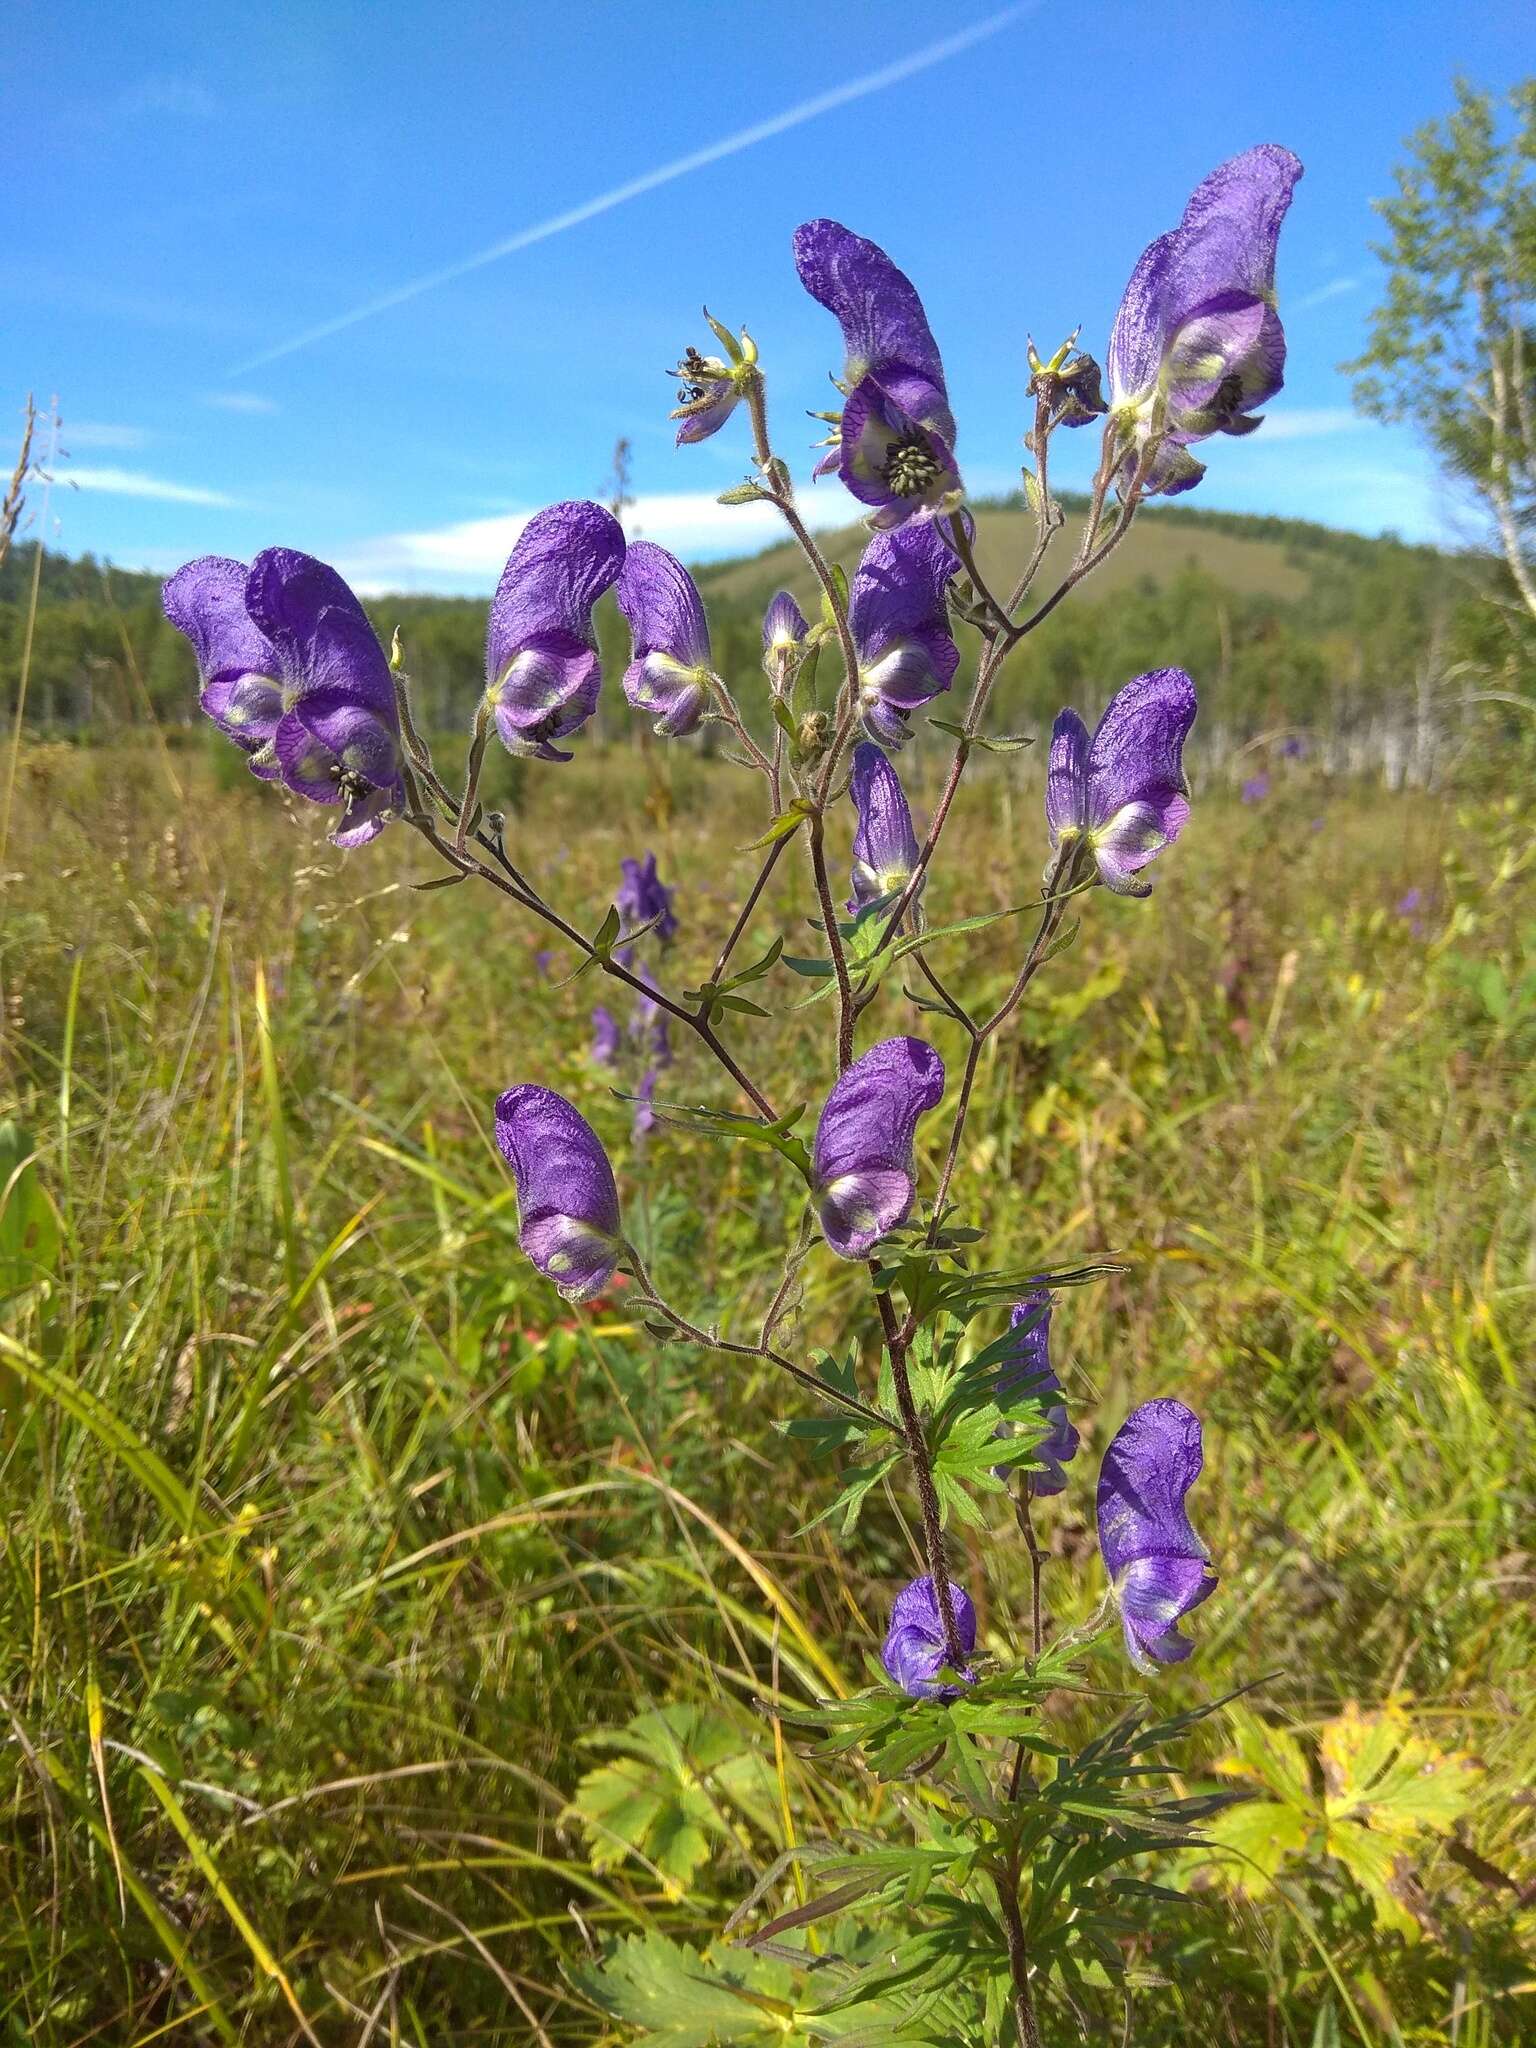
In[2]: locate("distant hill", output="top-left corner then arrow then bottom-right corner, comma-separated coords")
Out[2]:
0,497 -> 1485,749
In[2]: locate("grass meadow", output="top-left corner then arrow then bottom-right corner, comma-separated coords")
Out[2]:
0,726 -> 1531,2044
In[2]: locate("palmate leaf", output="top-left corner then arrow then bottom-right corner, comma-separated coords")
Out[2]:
568,1703 -> 778,1897
1320,1699 -> 1483,1837
1200,1796 -> 1312,1899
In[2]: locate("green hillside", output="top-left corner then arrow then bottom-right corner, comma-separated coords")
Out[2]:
0,498 -> 1485,747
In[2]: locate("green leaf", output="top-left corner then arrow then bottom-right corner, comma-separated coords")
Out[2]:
1200,1797 -> 1310,1899
718,479 -> 770,506
927,719 -> 1036,753
573,1933 -> 798,2045
739,798 -> 815,852
0,1122 -> 60,1298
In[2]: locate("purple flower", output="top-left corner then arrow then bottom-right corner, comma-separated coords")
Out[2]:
669,314 -> 758,446
1395,887 -> 1423,917
616,852 -> 678,944
881,1576 -> 977,1699
1047,668 -> 1197,896
848,741 -> 921,913
246,548 -> 405,845
1096,1398 -> 1217,1673
793,219 -> 963,529
629,962 -> 672,1068
494,1085 -> 623,1304
1106,146 -> 1303,496
163,556 -> 284,776
994,1291 -> 1079,1497
486,501 -> 626,761
848,522 -> 961,748
632,1067 -> 661,1140
166,549 -> 407,844
1241,772 -> 1270,805
762,589 -> 809,690
590,1006 -> 621,1066
1279,734 -> 1308,760
812,1037 -> 944,1259
616,542 -> 715,739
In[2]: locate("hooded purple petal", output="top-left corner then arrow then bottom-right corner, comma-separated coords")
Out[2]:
762,590 -> 809,660
993,1291 -> 1080,1497
244,548 -> 376,686
162,556 -> 284,754
494,1085 -> 623,1303
616,542 -> 713,738
1096,1398 -> 1217,1673
848,523 -> 960,748
881,1576 -> 977,1699
848,741 -> 921,912
793,219 -> 949,399
1107,147 -> 1302,494
486,502 -> 626,758
1049,670 -> 1196,895
590,1006 -> 622,1065
812,1036 -> 944,1259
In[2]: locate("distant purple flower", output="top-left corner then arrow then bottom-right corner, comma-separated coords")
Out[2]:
848,522 -> 961,748
793,219 -> 962,529
1096,1398 -> 1217,1673
1395,888 -> 1423,917
632,1067 -> 661,1140
994,1291 -> 1079,1497
1241,772 -> 1270,805
590,1006 -> 621,1065
617,852 -> 678,943
244,548 -> 406,846
533,948 -> 557,979
494,1085 -> 623,1303
812,1037 -> 944,1259
163,556 -> 284,776
1279,734 -> 1308,760
881,1576 -> 977,1699
616,543 -> 715,738
1047,668 -> 1197,896
762,589 -> 809,689
486,501 -> 626,761
1106,146 -> 1303,496
848,741 -> 921,913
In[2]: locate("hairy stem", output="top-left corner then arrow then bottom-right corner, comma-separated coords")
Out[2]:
807,813 -> 856,1072
874,1283 -> 967,1671
994,1859 -> 1044,2048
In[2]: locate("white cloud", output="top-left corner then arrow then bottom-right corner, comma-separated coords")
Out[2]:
201,392 -> 280,415
335,485 -> 849,593
59,466 -> 241,507
1253,406 -> 1362,441
61,421 -> 149,451
1294,277 -> 1359,313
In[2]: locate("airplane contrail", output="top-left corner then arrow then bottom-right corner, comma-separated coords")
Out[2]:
227,5 -> 1035,376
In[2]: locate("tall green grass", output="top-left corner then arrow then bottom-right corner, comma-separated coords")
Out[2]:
0,734 -> 1530,2043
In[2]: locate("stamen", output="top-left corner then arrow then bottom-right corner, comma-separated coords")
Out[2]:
879,431 -> 941,497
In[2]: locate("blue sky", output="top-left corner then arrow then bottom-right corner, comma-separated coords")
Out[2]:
4,0 -> 1529,592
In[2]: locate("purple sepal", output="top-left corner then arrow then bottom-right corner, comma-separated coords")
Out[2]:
812,1037 -> 944,1259
494,1084 -> 623,1303
762,589 -> 809,659
674,380 -> 743,446
993,1291 -> 1080,1496
486,502 -> 626,760
839,374 -> 963,530
1046,669 -> 1196,895
848,741 -> 921,912
881,1576 -> 977,1699
617,853 -> 678,942
591,1006 -> 622,1065
849,522 -> 960,749
162,556 -> 283,756
1096,1398 -> 1217,1673
617,542 -> 713,738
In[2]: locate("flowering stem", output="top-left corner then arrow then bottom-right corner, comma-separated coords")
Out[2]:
708,833 -> 790,987
993,1857 -> 1044,2048
806,813 -> 856,1072
453,699 -> 492,856
945,511 -> 1011,638
1016,1486 -> 1045,1658
873,1281 -> 968,1673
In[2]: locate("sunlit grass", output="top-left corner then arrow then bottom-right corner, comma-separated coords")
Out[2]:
0,734 -> 1530,2042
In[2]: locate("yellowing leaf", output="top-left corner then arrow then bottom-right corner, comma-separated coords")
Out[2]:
1321,1700 -> 1482,1839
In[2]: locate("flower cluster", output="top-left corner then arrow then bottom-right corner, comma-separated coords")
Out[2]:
592,852 -> 677,1138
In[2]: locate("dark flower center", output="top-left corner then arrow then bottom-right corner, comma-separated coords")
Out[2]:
880,431 -> 940,497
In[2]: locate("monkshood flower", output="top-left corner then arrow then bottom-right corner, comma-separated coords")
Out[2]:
1106,145 -> 1303,496
1096,1398 -> 1217,1673
632,1067 -> 660,1140
1241,771 -> 1270,805
590,1006 -> 621,1066
995,1290 -> 1079,1497
1047,668 -> 1197,896
761,589 -> 809,690
812,1036 -> 944,1259
793,219 -> 962,529
494,1085 -> 623,1303
848,741 -> 921,913
669,313 -> 758,446
485,501 -> 626,761
162,556 -> 283,779
616,852 -> 678,944
881,1576 -> 977,1699
617,543 -> 716,739
848,521 -> 961,748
